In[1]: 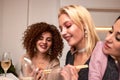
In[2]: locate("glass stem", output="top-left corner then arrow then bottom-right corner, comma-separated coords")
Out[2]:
4,70 -> 7,77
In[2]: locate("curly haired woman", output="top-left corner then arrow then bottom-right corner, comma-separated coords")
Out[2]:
19,22 -> 64,80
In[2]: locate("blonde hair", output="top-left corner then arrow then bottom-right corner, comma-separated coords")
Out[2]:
58,5 -> 99,55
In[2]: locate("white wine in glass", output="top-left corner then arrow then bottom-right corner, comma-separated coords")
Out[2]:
1,52 -> 11,77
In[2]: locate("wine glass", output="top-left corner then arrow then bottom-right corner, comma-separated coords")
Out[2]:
46,67 -> 62,80
1,52 -> 11,77
20,57 -> 34,80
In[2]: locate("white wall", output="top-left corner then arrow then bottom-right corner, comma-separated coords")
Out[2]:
1,0 -> 28,68
0,0 -> 120,71
60,0 -> 120,26
60,0 -> 120,8
28,0 -> 60,25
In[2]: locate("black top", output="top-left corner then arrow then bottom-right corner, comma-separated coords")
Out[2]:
102,56 -> 119,80
65,51 -> 119,80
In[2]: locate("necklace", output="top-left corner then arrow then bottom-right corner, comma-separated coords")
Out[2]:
72,48 -> 86,54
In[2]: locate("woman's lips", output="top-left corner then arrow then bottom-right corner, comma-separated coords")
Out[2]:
104,43 -> 111,50
40,45 -> 47,49
64,36 -> 70,41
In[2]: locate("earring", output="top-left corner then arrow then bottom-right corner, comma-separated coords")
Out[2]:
84,29 -> 88,38
34,48 -> 37,52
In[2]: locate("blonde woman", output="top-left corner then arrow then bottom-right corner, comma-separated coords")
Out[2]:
58,5 -> 99,80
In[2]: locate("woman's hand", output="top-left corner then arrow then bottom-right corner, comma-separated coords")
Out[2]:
60,64 -> 78,80
35,70 -> 44,80
31,68 -> 45,80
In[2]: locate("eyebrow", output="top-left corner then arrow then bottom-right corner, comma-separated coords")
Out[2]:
63,21 -> 69,26
112,26 -> 113,29
117,31 -> 120,34
59,21 -> 69,29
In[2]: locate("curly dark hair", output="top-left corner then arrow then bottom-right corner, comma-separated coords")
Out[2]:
22,22 -> 64,60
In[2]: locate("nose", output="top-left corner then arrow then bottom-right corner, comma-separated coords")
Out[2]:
42,39 -> 47,43
105,33 -> 114,42
61,27 -> 67,36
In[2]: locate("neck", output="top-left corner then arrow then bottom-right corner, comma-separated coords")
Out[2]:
78,48 -> 86,53
72,48 -> 86,54
36,52 -> 47,59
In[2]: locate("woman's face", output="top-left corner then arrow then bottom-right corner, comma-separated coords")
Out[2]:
58,14 -> 85,48
36,32 -> 52,54
103,19 -> 120,58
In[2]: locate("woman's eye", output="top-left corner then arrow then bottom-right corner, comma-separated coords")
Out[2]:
65,22 -> 72,28
108,30 -> 113,34
46,37 -> 52,42
116,32 -> 120,41
47,38 -> 52,42
66,25 -> 71,28
39,36 -> 43,40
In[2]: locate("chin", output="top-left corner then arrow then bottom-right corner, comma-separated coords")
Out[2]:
103,48 -> 109,55
68,43 -> 74,47
67,41 -> 76,46
40,50 -> 47,53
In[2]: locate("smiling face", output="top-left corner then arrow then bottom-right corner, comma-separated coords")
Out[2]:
103,19 -> 120,58
59,14 -> 85,48
36,32 -> 52,54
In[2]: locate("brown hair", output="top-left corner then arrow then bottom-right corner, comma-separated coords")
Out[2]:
22,22 -> 64,60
